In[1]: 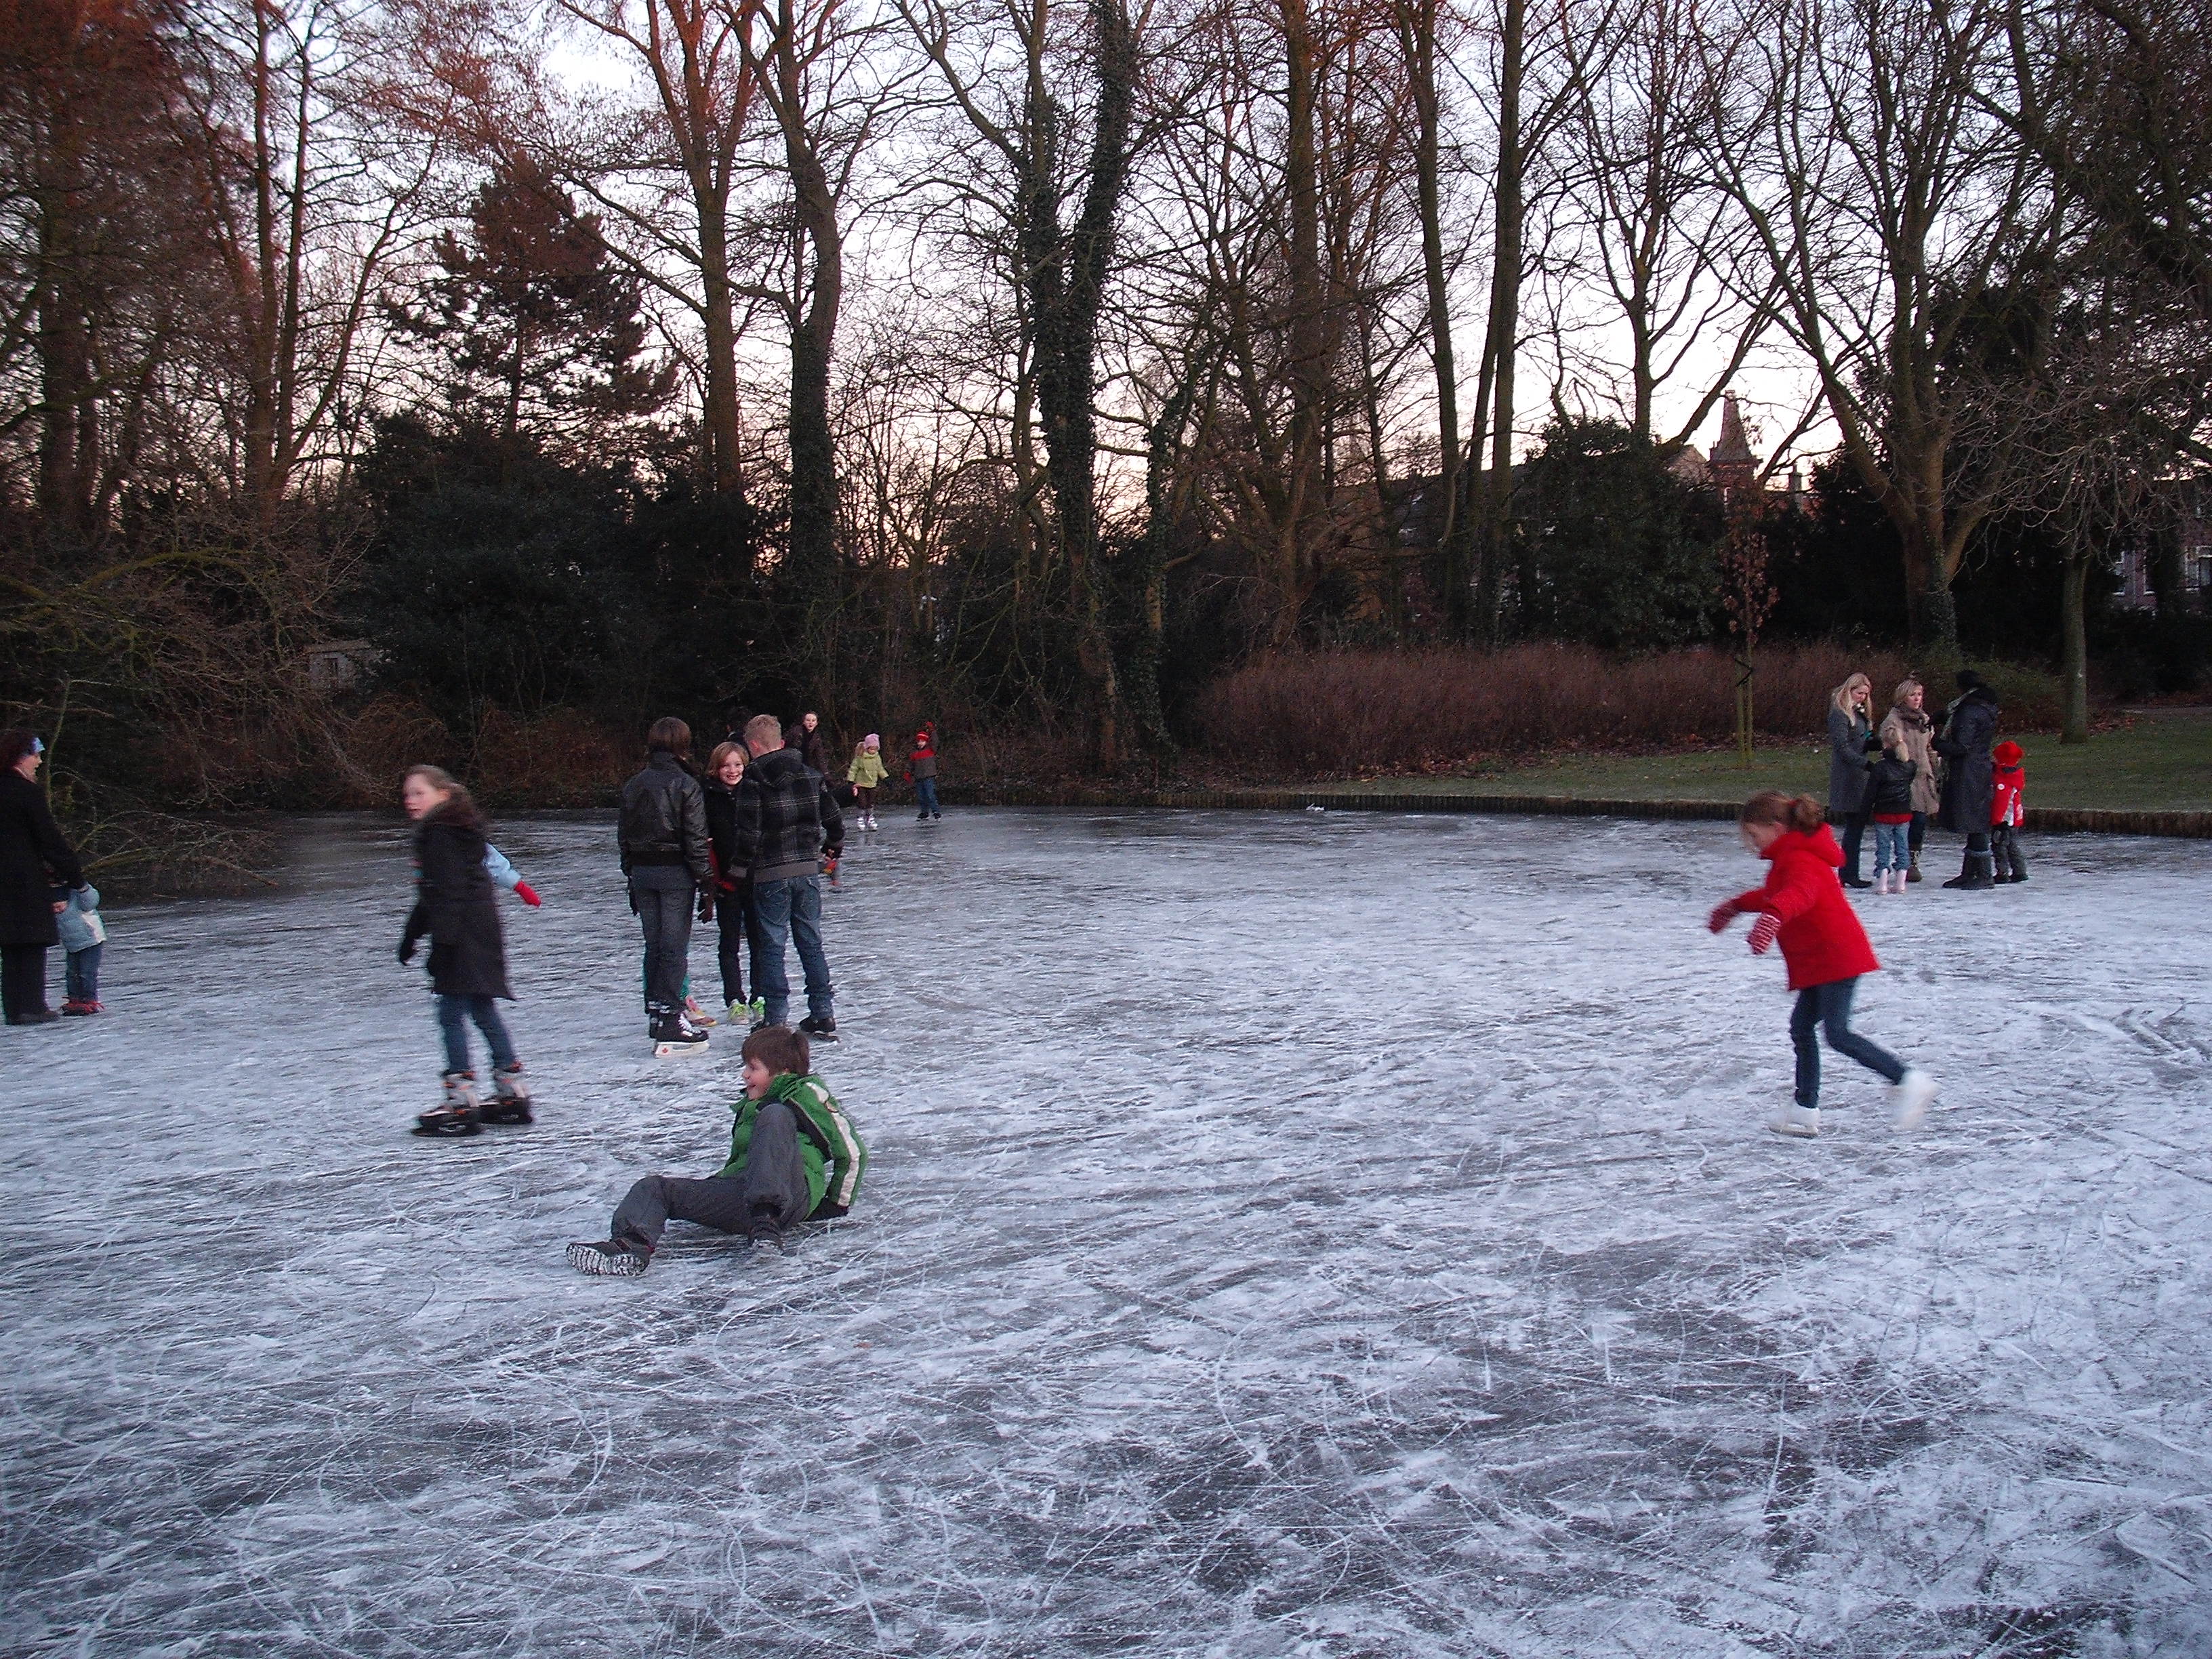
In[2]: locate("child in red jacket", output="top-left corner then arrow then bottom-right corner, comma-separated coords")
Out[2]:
1708,791 -> 1940,1139
905,722 -> 941,821
1990,740 -> 2027,884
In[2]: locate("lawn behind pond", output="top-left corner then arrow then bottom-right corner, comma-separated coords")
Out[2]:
1347,709 -> 2212,812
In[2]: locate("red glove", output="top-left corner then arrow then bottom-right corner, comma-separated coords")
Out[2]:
1706,900 -> 1740,933
1748,914 -> 1781,955
513,880 -> 542,908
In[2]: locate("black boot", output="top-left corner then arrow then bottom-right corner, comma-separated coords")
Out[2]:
1942,851 -> 1996,890
2006,847 -> 2028,882
1990,842 -> 2013,882
1906,851 -> 1923,883
414,1072 -> 484,1136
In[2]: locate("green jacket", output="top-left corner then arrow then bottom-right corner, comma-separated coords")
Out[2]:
846,751 -> 889,789
719,1072 -> 867,1217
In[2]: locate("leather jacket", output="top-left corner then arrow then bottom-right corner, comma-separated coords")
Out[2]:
619,752 -> 712,882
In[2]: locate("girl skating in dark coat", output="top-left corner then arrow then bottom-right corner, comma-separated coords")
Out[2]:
1,731 -> 87,1025
398,766 -> 529,1136
1936,669 -> 2002,890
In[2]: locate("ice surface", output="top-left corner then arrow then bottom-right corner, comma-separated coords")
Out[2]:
4,807 -> 2211,1656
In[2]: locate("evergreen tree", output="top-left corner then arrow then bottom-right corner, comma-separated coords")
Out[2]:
392,157 -> 673,466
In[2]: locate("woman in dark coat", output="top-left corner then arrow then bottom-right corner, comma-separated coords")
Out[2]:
701,741 -> 753,1022
1,730 -> 86,1026
1825,673 -> 1876,888
1935,669 -> 2002,890
785,711 -> 828,775
399,765 -> 527,1136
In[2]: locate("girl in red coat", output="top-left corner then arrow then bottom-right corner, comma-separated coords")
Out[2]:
1708,791 -> 1939,1139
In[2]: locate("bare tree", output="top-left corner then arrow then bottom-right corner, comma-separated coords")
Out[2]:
1704,0 -> 2051,649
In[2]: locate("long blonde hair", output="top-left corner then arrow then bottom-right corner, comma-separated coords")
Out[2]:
1830,673 -> 1871,716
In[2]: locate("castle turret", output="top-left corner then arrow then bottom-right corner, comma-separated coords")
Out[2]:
1710,394 -> 1757,506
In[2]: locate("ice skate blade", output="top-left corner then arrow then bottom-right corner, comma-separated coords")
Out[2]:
653,1038 -> 710,1057
479,1102 -> 534,1125
412,1116 -> 483,1138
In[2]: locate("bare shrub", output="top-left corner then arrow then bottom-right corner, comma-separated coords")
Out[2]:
1194,643 -> 1950,775
471,708 -> 629,807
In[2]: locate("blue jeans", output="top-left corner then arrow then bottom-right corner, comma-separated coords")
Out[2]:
915,776 -> 939,817
1870,821 -> 1910,878
747,875 -> 832,1026
437,994 -> 517,1076
1790,978 -> 1905,1107
65,943 -> 102,1003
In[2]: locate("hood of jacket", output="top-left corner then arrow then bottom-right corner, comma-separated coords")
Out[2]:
1763,823 -> 1844,871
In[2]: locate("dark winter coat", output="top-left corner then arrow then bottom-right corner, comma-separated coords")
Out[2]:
401,804 -> 512,1000
785,724 -> 828,775
702,778 -> 752,900
1866,754 -> 1918,819
734,747 -> 844,884
1935,687 -> 2001,834
619,752 -> 712,884
1826,704 -> 1875,814
1725,825 -> 1881,991
0,769 -> 84,947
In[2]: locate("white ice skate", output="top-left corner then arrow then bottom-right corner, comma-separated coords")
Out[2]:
1767,1103 -> 1821,1139
1889,1069 -> 1938,1130
481,1062 -> 533,1125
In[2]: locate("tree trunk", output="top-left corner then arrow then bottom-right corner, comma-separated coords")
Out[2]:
1474,0 -> 1524,644
1277,0 -> 1325,646
2060,547 -> 2089,743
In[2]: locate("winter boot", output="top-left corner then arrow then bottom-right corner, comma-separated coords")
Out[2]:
2007,847 -> 2028,882
567,1240 -> 648,1277
1767,1103 -> 1822,1139
415,1072 -> 484,1137
1990,842 -> 2014,883
1906,851 -> 1923,884
480,1061 -> 533,1124
60,998 -> 101,1015
1941,851 -> 1997,890
1889,1069 -> 1938,1130
798,1013 -> 839,1043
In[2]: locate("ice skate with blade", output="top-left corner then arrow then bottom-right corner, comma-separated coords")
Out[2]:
414,1071 -> 484,1137
479,1061 -> 533,1124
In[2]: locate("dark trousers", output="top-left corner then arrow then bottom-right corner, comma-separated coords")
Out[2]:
853,786 -> 875,817
436,993 -> 516,1075
1908,811 -> 1927,855
1991,823 -> 2021,877
915,777 -> 940,817
64,943 -> 101,1004
2,944 -> 48,1021
1790,977 -> 1906,1108
609,1101 -> 814,1255
716,897 -> 749,1010
630,872 -> 695,1012
749,874 -> 832,1027
1837,811 -> 1869,880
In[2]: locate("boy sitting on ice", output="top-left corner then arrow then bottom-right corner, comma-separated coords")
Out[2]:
567,1024 -> 865,1277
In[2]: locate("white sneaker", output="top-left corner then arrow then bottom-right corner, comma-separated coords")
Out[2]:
1889,1069 -> 1938,1130
1767,1103 -> 1821,1139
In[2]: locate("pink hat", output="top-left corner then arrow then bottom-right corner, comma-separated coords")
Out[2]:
864,733 -> 879,746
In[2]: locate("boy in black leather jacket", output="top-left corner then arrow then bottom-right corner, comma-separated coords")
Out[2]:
619,716 -> 714,1050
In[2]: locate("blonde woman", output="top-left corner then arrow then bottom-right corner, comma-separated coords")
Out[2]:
1826,672 -> 1876,888
1878,677 -> 1942,882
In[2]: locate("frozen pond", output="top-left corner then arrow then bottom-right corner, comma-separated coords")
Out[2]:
4,806 -> 2211,1656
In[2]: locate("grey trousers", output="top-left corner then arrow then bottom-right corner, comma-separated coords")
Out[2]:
609,1101 -> 814,1256
630,869 -> 695,1012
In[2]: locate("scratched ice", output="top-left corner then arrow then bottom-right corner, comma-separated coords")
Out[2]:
3,807 -> 2210,1656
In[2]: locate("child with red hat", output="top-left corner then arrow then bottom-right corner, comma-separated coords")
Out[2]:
1990,741 -> 2028,883
1708,790 -> 1940,1139
905,722 -> 942,821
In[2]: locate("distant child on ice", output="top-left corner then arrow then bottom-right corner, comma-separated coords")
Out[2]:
398,765 -> 531,1136
905,724 -> 941,821
847,734 -> 887,831
1707,791 -> 1939,1139
567,1023 -> 865,1277
50,880 -> 105,1015
1990,741 -> 2028,883
1864,737 -> 1918,895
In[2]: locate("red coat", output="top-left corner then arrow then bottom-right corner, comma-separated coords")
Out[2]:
1990,764 -> 2024,827
1727,825 -> 1880,991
